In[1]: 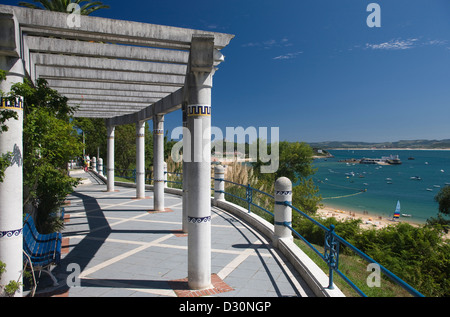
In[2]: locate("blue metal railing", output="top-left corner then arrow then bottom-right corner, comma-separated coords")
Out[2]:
214,178 -> 274,217
282,202 -> 424,297
112,168 -> 183,186
215,178 -> 424,297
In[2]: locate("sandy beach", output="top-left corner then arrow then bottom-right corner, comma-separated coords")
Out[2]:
317,205 -> 450,241
316,205 -> 419,230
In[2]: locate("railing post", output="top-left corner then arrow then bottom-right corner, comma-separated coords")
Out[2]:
98,158 -> 103,176
274,177 -> 293,246
324,224 -> 339,289
246,183 -> 252,213
92,156 -> 97,173
164,162 -> 168,188
214,165 -> 225,204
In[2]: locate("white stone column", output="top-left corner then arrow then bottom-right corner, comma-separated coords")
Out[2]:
186,41 -> 215,289
0,54 -> 25,297
136,121 -> 145,199
153,115 -> 164,211
274,177 -> 293,247
182,102 -> 189,233
106,125 -> 115,192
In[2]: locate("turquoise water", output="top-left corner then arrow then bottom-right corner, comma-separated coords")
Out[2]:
312,150 -> 450,223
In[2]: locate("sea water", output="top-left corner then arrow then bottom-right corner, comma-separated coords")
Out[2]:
312,150 -> 450,223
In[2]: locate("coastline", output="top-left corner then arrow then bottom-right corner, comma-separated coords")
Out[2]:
327,148 -> 450,151
316,205 -> 418,230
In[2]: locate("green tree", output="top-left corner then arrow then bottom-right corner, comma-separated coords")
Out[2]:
18,0 -> 109,15
252,140 -> 321,214
276,141 -> 317,183
72,117 -> 107,160
427,185 -> 450,233
114,123 -> 137,175
435,185 -> 450,216
355,223 -> 450,297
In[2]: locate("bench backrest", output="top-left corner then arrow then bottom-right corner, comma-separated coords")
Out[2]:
23,214 -> 62,267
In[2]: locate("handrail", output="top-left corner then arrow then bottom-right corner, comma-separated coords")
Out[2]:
216,178 -> 424,297
283,201 -> 424,297
216,178 -> 274,217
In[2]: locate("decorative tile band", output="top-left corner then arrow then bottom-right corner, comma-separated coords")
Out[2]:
187,216 -> 211,223
153,129 -> 164,135
1,97 -> 23,111
187,105 -> 211,117
276,191 -> 292,196
0,228 -> 23,239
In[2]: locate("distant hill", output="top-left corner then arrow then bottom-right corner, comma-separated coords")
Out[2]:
309,139 -> 450,149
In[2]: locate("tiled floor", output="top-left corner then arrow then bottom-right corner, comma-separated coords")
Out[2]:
32,171 -> 314,297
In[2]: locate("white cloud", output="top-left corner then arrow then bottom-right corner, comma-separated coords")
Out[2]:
424,39 -> 448,46
365,38 -> 419,50
242,37 -> 293,49
364,38 -> 449,51
273,51 -> 303,60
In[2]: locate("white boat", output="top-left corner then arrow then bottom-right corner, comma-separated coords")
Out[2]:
433,185 -> 441,188
401,214 -> 412,217
410,176 -> 422,180
426,188 -> 433,191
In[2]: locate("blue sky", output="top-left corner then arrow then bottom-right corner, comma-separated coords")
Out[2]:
2,0 -> 450,143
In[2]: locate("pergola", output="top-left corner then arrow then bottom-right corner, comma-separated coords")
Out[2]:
0,4 -> 234,295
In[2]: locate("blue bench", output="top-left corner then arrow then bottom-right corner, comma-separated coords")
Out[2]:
23,214 -> 62,286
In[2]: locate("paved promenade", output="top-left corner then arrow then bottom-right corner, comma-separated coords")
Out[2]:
33,171 -> 314,297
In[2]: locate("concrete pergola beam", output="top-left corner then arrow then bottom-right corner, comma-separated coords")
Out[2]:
72,106 -> 148,114
55,88 -> 169,99
32,53 -> 188,76
1,5 -> 234,49
26,36 -> 190,65
64,95 -> 159,104
107,87 -> 184,125
36,66 -> 185,86
46,80 -> 180,94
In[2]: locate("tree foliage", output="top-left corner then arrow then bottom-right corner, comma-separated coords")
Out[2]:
18,0 -> 109,15
252,140 -> 321,214
435,185 -> 450,216
72,117 -> 107,160
293,211 -> 450,297
426,185 -> 450,233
